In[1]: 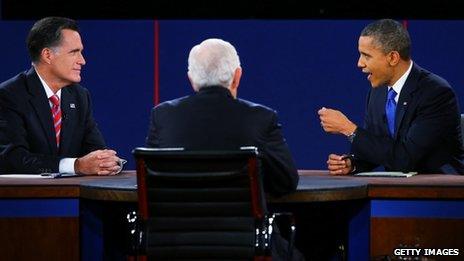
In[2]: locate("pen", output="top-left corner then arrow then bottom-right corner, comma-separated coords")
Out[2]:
341,154 -> 354,160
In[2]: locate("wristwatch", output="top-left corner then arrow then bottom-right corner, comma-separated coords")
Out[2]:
347,129 -> 357,143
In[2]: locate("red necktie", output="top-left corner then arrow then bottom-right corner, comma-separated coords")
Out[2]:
49,95 -> 61,148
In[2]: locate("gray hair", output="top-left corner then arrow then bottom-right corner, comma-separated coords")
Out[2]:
188,38 -> 241,91
361,19 -> 411,60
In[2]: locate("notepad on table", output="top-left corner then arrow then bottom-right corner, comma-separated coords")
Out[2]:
354,171 -> 418,178
40,173 -> 82,178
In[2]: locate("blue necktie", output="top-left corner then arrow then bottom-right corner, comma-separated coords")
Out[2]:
385,88 -> 397,137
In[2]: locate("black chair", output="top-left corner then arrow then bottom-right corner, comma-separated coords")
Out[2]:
128,147 -> 295,261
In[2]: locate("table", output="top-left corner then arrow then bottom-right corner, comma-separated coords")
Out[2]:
1,171 -> 463,260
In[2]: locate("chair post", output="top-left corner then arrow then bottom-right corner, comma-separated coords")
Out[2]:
135,158 -> 148,219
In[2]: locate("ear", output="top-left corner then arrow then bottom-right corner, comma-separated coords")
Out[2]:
187,72 -> 198,92
41,48 -> 54,65
229,67 -> 242,97
387,51 -> 401,66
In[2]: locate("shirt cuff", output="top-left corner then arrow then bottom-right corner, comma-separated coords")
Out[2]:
59,158 -> 77,174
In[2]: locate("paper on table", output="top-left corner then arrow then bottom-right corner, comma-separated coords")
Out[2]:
0,173 -> 81,178
0,174 -> 54,179
354,171 -> 418,178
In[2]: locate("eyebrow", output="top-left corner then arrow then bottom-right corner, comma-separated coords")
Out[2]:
359,51 -> 371,57
69,48 -> 82,53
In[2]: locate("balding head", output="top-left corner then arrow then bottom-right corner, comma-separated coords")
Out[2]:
188,38 -> 241,92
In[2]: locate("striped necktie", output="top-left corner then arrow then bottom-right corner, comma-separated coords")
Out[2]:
49,95 -> 62,148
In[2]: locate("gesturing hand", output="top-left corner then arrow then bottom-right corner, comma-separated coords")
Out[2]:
318,107 -> 357,136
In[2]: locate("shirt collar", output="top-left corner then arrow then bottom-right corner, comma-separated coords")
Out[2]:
389,60 -> 413,101
35,68 -> 61,101
198,86 -> 233,97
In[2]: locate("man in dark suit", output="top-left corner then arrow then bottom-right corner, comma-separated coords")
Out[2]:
146,38 -> 299,196
0,17 -> 122,175
318,19 -> 464,174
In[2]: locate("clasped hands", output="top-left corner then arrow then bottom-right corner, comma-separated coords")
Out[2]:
318,107 -> 357,175
326,154 -> 353,175
75,149 -> 123,175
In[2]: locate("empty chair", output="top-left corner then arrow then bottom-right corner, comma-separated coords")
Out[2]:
128,147 -> 295,261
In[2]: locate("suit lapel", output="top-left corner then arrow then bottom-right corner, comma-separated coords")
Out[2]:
26,68 -> 57,154
59,87 -> 77,155
394,64 -> 421,139
377,87 -> 390,135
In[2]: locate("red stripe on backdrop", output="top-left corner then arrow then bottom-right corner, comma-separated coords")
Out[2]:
154,20 -> 160,105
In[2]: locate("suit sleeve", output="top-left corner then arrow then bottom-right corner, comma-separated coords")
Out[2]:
261,111 -> 299,196
79,88 -> 106,155
351,88 -> 379,173
0,90 -> 60,173
352,85 -> 459,172
145,107 -> 160,147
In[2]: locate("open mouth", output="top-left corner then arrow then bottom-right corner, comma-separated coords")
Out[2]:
362,70 -> 372,81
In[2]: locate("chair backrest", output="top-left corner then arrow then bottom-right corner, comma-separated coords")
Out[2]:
133,147 -> 267,260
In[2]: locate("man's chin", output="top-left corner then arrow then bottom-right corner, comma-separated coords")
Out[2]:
369,81 -> 381,88
71,76 -> 82,83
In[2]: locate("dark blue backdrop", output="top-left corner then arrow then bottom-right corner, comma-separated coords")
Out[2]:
1,20 -> 463,169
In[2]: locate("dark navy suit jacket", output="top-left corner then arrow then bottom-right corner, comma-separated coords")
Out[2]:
0,68 -> 106,173
352,63 -> 464,174
146,86 -> 299,196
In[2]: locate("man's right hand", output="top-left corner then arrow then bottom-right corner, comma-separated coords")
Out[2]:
327,154 -> 353,175
74,149 -> 121,175
318,107 -> 357,136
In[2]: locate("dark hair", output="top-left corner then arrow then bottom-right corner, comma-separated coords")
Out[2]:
27,17 -> 79,63
361,19 -> 411,60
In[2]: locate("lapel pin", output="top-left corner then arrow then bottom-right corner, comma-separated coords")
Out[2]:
403,102 -> 407,106
70,103 -> 76,108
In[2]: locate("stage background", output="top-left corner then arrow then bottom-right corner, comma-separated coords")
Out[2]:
1,20 -> 463,169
